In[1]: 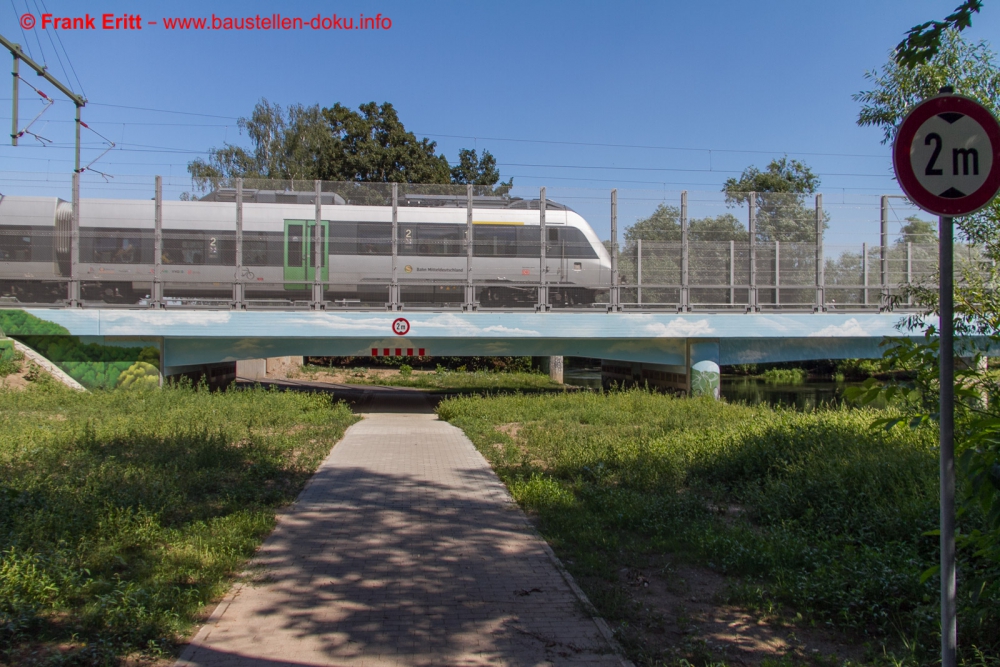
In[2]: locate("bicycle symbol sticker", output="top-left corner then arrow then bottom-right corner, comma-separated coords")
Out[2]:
392,318 -> 410,336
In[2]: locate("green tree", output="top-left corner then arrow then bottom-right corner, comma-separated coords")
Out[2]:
898,215 -> 938,245
450,148 -> 513,194
895,0 -> 983,68
689,213 -> 745,242
187,99 -> 509,193
722,157 -> 823,243
624,204 -> 681,244
624,206 -> 745,244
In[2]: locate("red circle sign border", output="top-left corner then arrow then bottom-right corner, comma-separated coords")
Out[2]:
392,317 -> 410,336
893,94 -> 1000,216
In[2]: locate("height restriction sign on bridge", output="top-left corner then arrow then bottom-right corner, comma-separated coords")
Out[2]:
893,93 -> 1000,216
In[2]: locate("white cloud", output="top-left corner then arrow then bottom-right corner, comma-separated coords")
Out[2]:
100,311 -> 232,328
643,319 -> 715,337
807,318 -> 869,337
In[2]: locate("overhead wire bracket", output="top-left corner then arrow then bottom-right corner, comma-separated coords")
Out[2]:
13,73 -> 54,144
77,120 -> 115,179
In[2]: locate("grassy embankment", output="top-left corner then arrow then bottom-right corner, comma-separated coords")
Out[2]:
0,381 -> 358,666
439,390 -> 998,666
297,363 -> 566,393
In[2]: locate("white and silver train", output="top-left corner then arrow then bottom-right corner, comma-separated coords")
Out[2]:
0,190 -> 611,306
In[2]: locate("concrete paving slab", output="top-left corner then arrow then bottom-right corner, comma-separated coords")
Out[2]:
176,392 -> 625,667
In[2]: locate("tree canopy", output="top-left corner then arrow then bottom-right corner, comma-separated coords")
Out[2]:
187,99 -> 511,193
624,204 -> 745,244
894,0 -> 982,68
855,31 -> 1000,247
897,216 -> 938,245
722,157 -> 823,243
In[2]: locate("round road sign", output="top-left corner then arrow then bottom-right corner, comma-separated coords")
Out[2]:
392,317 -> 410,336
893,94 -> 1000,216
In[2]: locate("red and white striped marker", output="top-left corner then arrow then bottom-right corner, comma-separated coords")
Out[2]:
372,347 -> 425,357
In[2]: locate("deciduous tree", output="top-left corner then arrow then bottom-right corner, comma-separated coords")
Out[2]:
187,99 -> 510,193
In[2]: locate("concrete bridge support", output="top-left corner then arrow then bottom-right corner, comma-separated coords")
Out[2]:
601,339 -> 720,399
236,356 -> 304,381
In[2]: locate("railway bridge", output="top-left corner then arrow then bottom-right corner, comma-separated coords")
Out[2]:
0,306 -> 929,397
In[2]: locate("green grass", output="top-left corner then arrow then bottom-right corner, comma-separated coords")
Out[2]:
0,340 -> 21,377
298,364 -> 566,393
438,390 -> 998,666
0,381 -> 358,665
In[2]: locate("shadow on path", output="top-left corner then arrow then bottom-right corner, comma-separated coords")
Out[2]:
178,400 -> 622,666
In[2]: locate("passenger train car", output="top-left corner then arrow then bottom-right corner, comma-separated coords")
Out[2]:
0,190 -> 611,306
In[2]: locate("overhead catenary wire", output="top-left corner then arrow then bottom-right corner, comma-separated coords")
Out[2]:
31,0 -> 72,95
37,0 -> 86,98
0,98 -> 895,162
10,0 -> 34,61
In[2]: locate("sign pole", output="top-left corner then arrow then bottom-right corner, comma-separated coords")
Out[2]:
891,88 -> 1000,667
939,213 -> 956,667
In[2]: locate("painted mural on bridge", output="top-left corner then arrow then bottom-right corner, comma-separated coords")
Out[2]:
4,306 -> 935,370
0,310 -> 159,390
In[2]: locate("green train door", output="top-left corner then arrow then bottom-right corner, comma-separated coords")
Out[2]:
283,220 -> 329,290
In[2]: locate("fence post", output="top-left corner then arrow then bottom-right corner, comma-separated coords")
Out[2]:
881,195 -> 889,310
774,240 -> 780,307
465,184 -> 475,311
815,193 -> 824,311
862,242 -> 869,306
681,190 -> 689,312
748,192 -> 757,311
312,180 -> 323,310
233,177 -> 244,310
610,188 -> 619,311
637,238 -> 642,305
538,187 -> 548,311
907,241 -> 913,306
153,176 -> 163,308
69,170 -> 80,306
391,183 -> 399,311
729,239 -> 735,306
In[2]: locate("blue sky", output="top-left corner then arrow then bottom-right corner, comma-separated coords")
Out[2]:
1,0 -> 997,244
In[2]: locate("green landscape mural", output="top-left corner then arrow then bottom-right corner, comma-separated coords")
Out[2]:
0,310 -> 159,390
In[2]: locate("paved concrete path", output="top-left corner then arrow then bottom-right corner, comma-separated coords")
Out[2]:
177,391 -> 623,667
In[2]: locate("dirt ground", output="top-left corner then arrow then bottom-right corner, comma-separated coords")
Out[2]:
0,355 -> 34,390
616,555 -> 865,666
291,366 -> 432,383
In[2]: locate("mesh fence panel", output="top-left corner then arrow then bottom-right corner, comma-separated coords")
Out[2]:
4,172 -> 996,310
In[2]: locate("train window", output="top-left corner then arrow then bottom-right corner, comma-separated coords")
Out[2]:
516,227 -> 540,258
417,225 -> 463,256
163,232 -> 205,265
243,237 -> 269,266
92,235 -> 143,264
287,224 -> 304,266
473,225 -> 517,257
0,226 -> 31,261
550,227 -> 598,259
548,228 -> 559,242
330,222 -> 356,255
357,223 -> 391,255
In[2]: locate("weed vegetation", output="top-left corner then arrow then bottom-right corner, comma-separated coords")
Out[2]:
439,390 -> 998,666
757,368 -> 807,384
298,363 -> 564,393
0,381 -> 357,665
